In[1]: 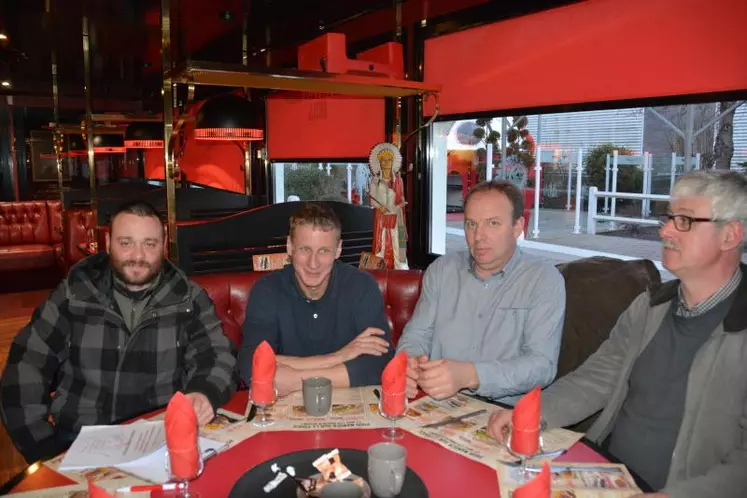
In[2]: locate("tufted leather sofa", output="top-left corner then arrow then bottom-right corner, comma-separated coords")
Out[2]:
62,208 -> 97,269
0,201 -> 64,272
192,269 -> 424,348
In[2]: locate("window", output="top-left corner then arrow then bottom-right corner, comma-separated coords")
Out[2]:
272,162 -> 371,205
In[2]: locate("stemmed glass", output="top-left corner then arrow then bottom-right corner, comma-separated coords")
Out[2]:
378,392 -> 408,440
504,419 -> 548,483
248,383 -> 278,428
165,448 -> 207,498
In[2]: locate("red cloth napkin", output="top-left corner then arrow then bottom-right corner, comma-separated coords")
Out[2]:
87,478 -> 114,498
511,386 -> 542,455
513,463 -> 551,498
165,391 -> 200,480
251,340 -> 277,404
381,351 -> 407,416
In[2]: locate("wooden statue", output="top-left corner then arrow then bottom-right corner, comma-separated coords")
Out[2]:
368,142 -> 408,269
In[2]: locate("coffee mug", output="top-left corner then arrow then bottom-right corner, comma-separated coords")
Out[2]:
302,376 -> 332,416
367,442 -> 406,497
320,481 -> 363,498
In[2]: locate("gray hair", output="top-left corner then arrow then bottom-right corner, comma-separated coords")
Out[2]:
672,170 -> 747,241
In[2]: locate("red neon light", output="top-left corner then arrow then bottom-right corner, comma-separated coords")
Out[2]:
93,146 -> 127,154
125,139 -> 164,149
194,127 -> 264,141
64,151 -> 89,157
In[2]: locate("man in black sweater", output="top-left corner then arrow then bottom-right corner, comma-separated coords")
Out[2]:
238,203 -> 393,394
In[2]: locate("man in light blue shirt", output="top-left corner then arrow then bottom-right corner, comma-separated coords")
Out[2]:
397,180 -> 566,404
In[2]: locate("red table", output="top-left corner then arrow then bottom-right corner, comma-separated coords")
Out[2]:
10,392 -> 608,497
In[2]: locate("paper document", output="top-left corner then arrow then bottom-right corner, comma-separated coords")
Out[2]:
118,436 -> 225,483
59,421 -> 165,471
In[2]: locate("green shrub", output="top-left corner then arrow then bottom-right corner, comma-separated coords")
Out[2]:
585,144 -> 643,195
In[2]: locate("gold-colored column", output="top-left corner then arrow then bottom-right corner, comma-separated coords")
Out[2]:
82,16 -> 98,240
393,0 -> 403,147
51,51 -> 65,215
161,0 -> 178,262
244,143 -> 253,195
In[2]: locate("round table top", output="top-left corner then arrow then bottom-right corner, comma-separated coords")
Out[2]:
9,392 -> 608,497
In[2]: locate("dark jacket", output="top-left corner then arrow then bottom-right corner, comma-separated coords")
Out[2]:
0,253 -> 237,462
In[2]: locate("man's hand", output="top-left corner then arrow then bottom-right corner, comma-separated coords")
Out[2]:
418,359 -> 478,400
486,408 -> 513,444
184,392 -> 214,425
405,355 -> 426,399
335,327 -> 389,363
275,364 -> 302,397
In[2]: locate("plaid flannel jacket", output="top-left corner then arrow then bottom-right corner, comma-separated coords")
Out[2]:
0,253 -> 237,463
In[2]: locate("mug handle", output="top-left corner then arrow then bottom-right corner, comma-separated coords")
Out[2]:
389,467 -> 405,495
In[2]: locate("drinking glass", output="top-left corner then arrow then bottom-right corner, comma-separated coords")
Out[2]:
505,419 -> 548,483
248,383 -> 277,428
164,449 -> 205,498
378,393 -> 408,441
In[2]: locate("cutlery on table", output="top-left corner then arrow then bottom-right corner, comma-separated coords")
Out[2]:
420,409 -> 487,429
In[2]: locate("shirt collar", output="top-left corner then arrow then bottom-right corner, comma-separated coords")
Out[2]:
465,247 -> 522,281
675,267 -> 743,318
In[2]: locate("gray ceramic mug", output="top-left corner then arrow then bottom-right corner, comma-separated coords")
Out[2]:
302,376 -> 332,416
367,442 -> 406,497
320,481 -> 363,498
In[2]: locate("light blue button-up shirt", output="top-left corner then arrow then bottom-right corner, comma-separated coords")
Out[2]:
396,248 -> 566,404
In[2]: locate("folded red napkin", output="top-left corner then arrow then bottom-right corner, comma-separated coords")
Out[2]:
252,340 -> 277,405
165,391 -> 200,480
511,386 -> 542,455
87,478 -> 114,498
513,462 -> 551,498
381,351 -> 407,417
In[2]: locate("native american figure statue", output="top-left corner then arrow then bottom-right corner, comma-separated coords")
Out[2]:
368,142 -> 408,269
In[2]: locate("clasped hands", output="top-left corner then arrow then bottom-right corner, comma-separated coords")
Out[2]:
405,355 -> 479,400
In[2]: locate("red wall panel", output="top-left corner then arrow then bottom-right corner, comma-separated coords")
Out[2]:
267,93 -> 386,159
424,0 -> 747,116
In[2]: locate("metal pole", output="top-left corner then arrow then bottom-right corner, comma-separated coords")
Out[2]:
51,50 -> 66,215
566,153 -> 572,210
670,152 -> 677,193
346,164 -> 353,202
6,96 -> 19,201
161,0 -> 177,262
573,148 -> 583,234
485,143 -> 493,181
641,152 -> 650,217
603,154 -> 610,213
609,150 -> 619,230
532,146 -> 542,239
393,0 -> 402,147
244,143 -> 253,195
683,105 -> 695,171
82,16 -> 98,238
500,117 -> 507,178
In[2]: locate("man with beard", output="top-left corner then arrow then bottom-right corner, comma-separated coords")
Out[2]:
0,202 -> 236,463
238,203 -> 393,395
487,171 -> 747,498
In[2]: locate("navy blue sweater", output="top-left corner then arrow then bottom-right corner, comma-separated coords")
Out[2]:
238,262 -> 393,387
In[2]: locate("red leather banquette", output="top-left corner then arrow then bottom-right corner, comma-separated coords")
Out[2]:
191,270 -> 424,347
0,201 -> 64,272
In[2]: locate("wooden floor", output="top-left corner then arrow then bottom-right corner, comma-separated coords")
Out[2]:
0,290 -> 51,487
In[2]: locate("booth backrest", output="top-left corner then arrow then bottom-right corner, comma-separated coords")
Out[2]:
63,208 -> 96,267
192,269 -> 424,348
0,201 -> 54,246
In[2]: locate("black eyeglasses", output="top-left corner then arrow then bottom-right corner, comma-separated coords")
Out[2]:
658,214 -> 720,232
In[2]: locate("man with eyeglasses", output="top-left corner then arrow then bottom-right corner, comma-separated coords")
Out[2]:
487,170 -> 747,498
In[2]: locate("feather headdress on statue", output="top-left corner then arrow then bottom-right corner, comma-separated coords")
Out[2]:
368,142 -> 402,183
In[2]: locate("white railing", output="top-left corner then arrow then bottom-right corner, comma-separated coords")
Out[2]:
586,187 -> 670,235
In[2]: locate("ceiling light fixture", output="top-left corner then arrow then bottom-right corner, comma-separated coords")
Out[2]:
124,122 -> 164,149
1,80 -> 11,88
0,33 -> 8,41
194,94 -> 264,142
